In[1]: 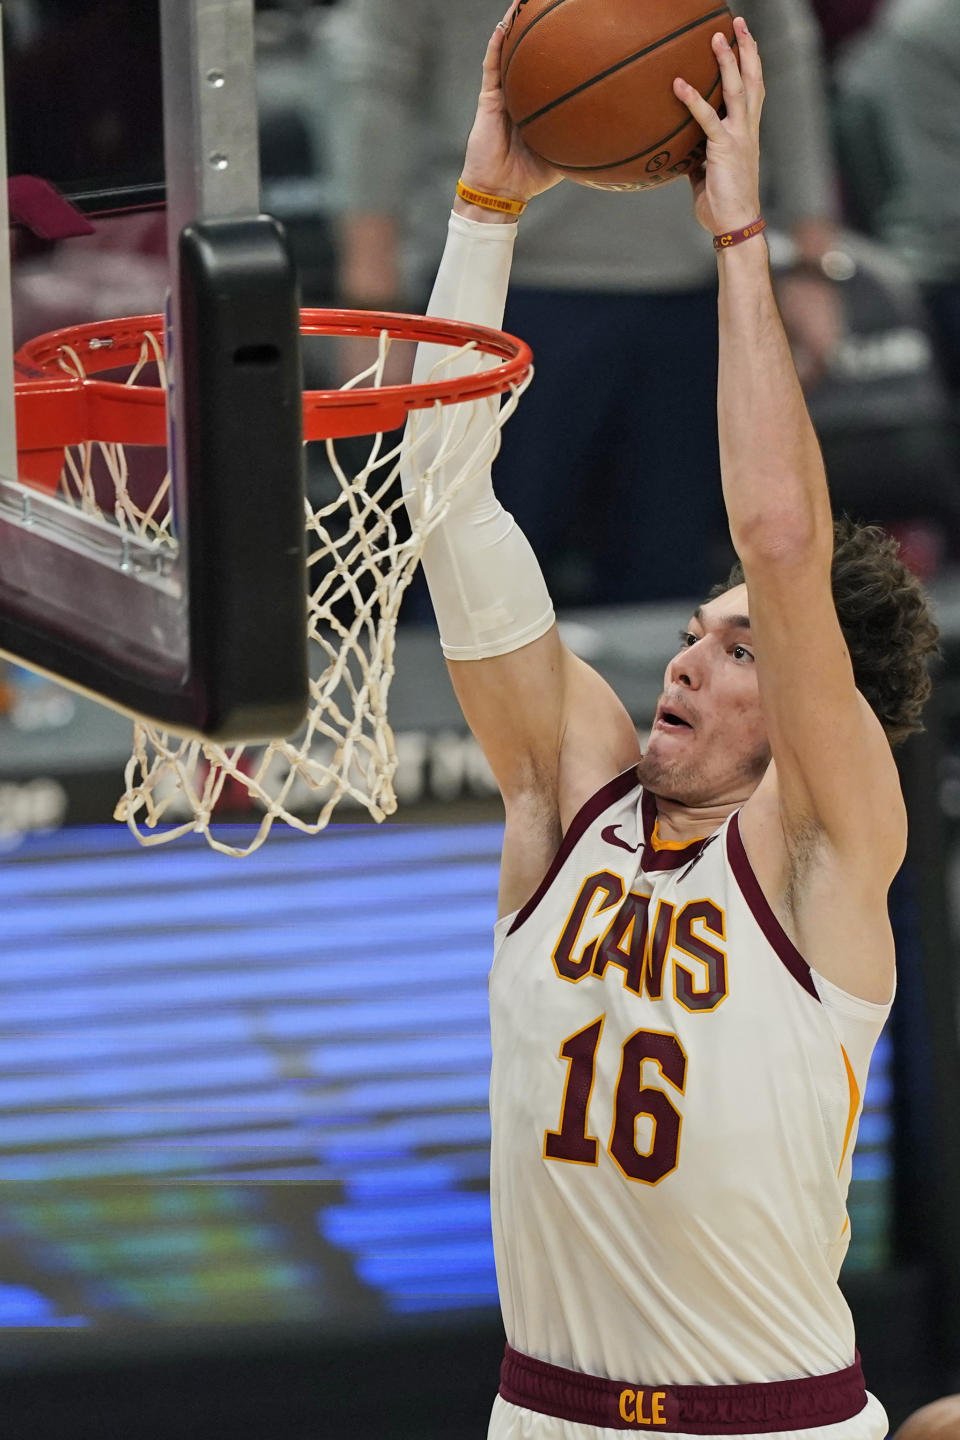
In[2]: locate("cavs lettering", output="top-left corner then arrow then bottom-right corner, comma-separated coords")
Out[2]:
551,869 -> 729,1011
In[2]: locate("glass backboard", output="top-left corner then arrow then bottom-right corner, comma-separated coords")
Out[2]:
0,0 -> 308,742
4,0 -> 166,216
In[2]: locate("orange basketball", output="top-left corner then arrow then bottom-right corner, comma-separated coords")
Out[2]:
500,0 -> 735,191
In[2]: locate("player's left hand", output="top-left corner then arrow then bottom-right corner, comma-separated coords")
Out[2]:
458,0 -> 564,208
673,16 -> 764,237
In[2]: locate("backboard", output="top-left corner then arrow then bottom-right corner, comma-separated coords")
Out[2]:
4,0 -> 166,217
0,0 -> 308,741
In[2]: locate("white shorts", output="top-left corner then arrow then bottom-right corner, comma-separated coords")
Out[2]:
487,1391 -> 890,1440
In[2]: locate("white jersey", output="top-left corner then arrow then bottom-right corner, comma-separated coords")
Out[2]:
488,770 -> 892,1439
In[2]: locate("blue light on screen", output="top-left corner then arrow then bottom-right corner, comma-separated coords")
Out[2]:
0,822 -> 894,1347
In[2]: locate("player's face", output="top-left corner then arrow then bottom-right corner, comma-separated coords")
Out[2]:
638,584 -> 771,805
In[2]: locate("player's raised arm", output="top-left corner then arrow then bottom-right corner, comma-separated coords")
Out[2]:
672,23 -> 908,916
401,10 -> 641,916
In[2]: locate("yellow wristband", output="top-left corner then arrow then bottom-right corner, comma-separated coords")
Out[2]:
456,180 -> 527,216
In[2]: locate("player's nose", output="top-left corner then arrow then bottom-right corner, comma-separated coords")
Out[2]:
666,649 -> 702,689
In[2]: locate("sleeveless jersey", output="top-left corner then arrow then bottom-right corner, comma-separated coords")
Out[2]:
488,770 -> 892,1403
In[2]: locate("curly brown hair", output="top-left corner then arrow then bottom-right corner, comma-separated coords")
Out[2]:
709,518 -> 941,748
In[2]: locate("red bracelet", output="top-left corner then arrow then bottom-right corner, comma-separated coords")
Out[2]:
713,217 -> 767,252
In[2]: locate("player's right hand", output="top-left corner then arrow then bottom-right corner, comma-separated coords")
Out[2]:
457,2 -> 564,212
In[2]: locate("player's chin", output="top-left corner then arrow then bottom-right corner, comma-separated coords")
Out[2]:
637,745 -> 693,794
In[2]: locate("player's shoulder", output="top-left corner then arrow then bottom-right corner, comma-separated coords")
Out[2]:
548,762 -> 643,873
556,759 -> 641,834
500,765 -> 641,929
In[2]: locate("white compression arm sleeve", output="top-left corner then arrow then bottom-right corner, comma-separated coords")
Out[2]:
401,211 -> 555,661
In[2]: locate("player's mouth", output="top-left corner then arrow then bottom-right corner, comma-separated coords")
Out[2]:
654,704 -> 694,733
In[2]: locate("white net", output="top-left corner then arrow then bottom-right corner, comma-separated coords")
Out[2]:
40,322 -> 529,855
55,329 -> 174,546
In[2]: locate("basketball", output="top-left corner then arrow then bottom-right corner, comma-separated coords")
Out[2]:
500,0 -> 736,191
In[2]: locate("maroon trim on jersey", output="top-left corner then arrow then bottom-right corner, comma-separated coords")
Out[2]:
507,768 -> 639,936
727,812 -> 820,1003
640,790 -> 714,873
499,1344 -> 869,1434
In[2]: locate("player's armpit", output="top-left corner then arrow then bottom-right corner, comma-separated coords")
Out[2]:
741,544 -> 907,886
499,789 -> 564,920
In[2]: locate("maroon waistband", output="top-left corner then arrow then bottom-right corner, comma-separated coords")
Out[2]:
499,1345 -> 869,1434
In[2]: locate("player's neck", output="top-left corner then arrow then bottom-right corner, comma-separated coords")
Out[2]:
651,794 -> 744,846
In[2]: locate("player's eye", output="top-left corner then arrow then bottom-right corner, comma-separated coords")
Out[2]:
678,630 -> 697,648
732,644 -> 755,662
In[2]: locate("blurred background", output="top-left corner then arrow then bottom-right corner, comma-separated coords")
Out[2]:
2,0 -> 960,1435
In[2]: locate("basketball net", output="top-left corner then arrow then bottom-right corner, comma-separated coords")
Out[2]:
36,321 -> 530,856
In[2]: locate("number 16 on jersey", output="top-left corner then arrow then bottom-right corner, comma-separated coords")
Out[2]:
544,1017 -> 688,1184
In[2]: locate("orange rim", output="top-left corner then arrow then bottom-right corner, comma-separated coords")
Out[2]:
14,308 -> 534,455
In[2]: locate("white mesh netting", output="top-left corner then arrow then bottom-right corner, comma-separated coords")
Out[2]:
43,325 -> 530,855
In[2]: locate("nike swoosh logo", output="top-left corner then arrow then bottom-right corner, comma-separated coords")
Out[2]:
601,825 -> 641,854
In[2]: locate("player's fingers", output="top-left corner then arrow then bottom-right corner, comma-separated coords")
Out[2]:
481,20 -> 507,88
482,0 -> 519,88
733,17 -> 765,115
713,31 -> 746,122
673,77 -> 725,142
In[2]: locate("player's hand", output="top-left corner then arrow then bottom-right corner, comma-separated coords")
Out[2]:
457,1 -> 564,213
672,16 -> 763,238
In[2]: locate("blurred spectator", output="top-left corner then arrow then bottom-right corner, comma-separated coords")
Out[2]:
11,211 -> 167,349
332,0 -> 841,607
780,229 -> 960,578
255,1 -> 339,304
807,0 -> 885,56
835,0 -> 960,402
893,1395 -> 960,1439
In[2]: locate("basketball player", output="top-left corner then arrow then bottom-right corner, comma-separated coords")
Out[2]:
401,10 -> 940,1439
